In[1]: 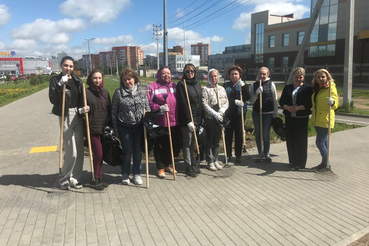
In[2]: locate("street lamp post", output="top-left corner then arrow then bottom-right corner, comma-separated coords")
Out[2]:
81,37 -> 96,75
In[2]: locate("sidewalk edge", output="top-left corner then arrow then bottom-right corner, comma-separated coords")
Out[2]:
332,225 -> 369,246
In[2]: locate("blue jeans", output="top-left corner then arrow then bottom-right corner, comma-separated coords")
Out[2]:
252,112 -> 273,156
315,126 -> 329,166
118,126 -> 142,175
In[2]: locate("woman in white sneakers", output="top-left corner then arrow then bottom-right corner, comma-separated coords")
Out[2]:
202,69 -> 228,171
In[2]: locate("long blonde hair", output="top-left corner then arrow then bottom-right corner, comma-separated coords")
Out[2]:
312,68 -> 333,91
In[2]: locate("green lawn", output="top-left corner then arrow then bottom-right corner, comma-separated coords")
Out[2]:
0,80 -> 49,107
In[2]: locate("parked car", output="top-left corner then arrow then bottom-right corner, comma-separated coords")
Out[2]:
0,74 -> 6,80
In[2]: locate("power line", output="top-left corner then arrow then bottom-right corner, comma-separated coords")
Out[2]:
186,0 -> 250,30
167,0 -> 215,28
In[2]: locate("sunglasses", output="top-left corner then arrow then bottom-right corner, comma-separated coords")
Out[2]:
185,70 -> 194,74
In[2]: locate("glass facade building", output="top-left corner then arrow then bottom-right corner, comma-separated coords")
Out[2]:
309,0 -> 338,57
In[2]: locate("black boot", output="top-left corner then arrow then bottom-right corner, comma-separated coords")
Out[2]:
185,166 -> 194,177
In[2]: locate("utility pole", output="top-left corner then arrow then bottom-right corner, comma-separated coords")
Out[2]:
153,24 -> 162,70
343,0 -> 355,107
116,52 -> 119,77
286,0 -> 324,84
81,37 -> 96,75
163,0 -> 168,66
183,17 -> 186,63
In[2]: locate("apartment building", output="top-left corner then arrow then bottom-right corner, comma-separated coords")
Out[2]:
191,42 -> 210,65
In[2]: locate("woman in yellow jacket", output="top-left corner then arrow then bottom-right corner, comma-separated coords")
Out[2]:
311,69 -> 338,171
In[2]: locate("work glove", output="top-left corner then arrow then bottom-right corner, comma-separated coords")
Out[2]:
238,80 -> 245,87
187,122 -> 196,133
219,107 -> 226,115
235,100 -> 244,107
160,104 -> 169,112
327,97 -> 335,106
59,74 -> 69,86
213,112 -> 223,122
78,106 -> 90,114
255,87 -> 263,96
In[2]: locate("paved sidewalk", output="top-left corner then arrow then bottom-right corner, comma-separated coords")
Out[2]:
0,88 -> 368,246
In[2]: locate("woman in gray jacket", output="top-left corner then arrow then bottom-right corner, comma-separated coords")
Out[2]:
112,69 -> 150,185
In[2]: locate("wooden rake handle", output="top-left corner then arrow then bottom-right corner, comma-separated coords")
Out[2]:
82,84 -> 95,181
183,79 -> 200,154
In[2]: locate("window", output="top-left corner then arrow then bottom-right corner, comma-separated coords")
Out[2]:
281,57 -> 289,72
254,23 -> 264,63
310,0 -> 338,56
268,57 -> 275,72
282,34 -> 290,47
254,55 -> 263,64
297,31 -> 305,45
268,35 -> 275,48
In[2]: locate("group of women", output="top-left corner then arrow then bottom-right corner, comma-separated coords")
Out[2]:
50,56 -> 338,190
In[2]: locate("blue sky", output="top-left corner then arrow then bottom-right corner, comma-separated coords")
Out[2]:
0,0 -> 311,59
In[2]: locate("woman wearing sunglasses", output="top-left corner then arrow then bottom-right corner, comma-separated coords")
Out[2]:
176,64 -> 203,177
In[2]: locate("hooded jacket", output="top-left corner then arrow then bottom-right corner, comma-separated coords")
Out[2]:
147,68 -> 178,127
202,69 -> 229,120
85,77 -> 111,135
176,64 -> 203,126
311,81 -> 339,128
49,73 -> 84,116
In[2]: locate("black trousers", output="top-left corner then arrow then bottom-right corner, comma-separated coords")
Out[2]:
204,118 -> 222,163
154,126 -> 180,169
285,116 -> 309,168
225,116 -> 243,158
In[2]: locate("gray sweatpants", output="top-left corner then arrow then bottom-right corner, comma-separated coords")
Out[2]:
181,126 -> 196,167
59,108 -> 84,185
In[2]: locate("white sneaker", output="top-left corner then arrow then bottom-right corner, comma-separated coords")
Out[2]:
122,174 -> 130,185
60,180 -> 70,190
69,178 -> 82,189
214,162 -> 223,170
132,174 -> 142,185
208,163 -> 217,171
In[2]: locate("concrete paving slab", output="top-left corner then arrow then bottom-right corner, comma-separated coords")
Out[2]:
0,88 -> 368,245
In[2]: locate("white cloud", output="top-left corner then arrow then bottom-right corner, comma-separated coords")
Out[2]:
166,27 -> 226,56
0,5 -> 10,25
8,39 -> 37,50
175,8 -> 185,18
60,0 -> 131,23
233,1 -> 310,31
139,24 -> 152,32
92,35 -> 134,45
0,41 -> 5,50
10,18 -> 85,44
233,12 -> 251,31
141,42 -> 161,54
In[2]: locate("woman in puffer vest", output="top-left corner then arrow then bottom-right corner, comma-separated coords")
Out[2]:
249,67 -> 278,163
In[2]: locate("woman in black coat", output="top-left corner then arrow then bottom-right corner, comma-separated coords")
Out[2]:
279,67 -> 313,170
86,69 -> 111,188
176,64 -> 203,177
